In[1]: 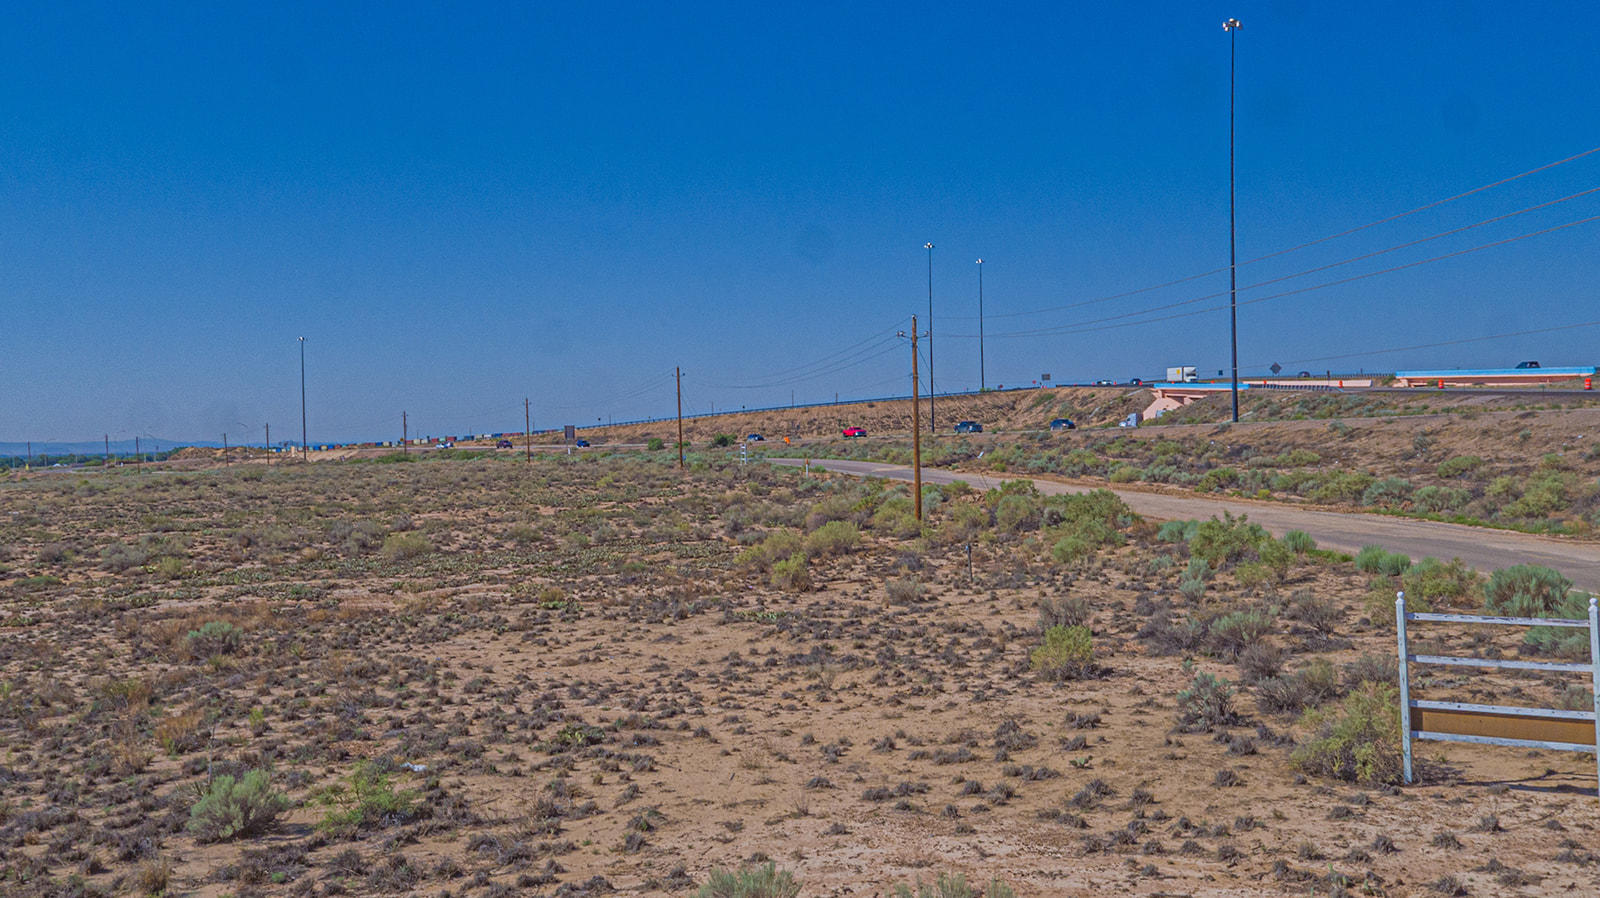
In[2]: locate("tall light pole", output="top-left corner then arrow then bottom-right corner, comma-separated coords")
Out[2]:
1224,17 -> 1242,423
924,241 -> 935,432
976,258 -> 986,392
298,336 -> 308,460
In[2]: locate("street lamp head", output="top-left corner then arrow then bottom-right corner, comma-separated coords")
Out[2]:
298,336 -> 306,342
975,258 -> 983,264
924,242 -> 934,250
1223,17 -> 1241,30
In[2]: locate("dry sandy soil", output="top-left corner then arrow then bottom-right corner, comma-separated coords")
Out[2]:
2,453 -> 1598,897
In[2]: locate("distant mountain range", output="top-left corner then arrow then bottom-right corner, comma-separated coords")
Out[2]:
0,439 -> 236,456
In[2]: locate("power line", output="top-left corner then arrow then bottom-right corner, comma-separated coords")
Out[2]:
941,143 -> 1600,323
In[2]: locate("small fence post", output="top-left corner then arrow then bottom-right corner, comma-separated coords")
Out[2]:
1396,591 -> 1413,786
1589,596 -> 1600,800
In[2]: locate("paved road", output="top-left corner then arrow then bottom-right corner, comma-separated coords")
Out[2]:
771,457 -> 1600,591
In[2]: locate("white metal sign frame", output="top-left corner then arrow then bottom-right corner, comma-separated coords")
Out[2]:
1396,591 -> 1600,799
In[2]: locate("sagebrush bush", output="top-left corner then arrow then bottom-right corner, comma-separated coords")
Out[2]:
696,862 -> 801,898
1482,564 -> 1571,617
1157,520 -> 1199,543
1435,455 -> 1483,478
317,761 -> 425,833
647,437 -> 665,451
1282,530 -> 1316,554
1291,682 -> 1403,785
1206,609 -> 1273,660
893,873 -> 1016,898
186,620 -> 243,657
1354,545 -> 1409,576
885,576 -> 923,604
1175,672 -> 1240,732
1039,595 -> 1090,631
771,553 -> 811,592
1285,590 -> 1340,634
1190,511 -> 1269,569
1401,557 -> 1478,608
187,770 -> 290,842
1524,589 -> 1593,658
1031,625 -> 1095,681
1255,659 -> 1341,715
804,520 -> 860,557
381,531 -> 434,561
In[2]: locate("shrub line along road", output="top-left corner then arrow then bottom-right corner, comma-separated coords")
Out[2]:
768,457 -> 1600,591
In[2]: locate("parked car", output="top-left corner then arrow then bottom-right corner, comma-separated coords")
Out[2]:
495,439 -> 514,449
1297,370 -> 1311,378
954,421 -> 983,433
1049,418 -> 1076,431
1094,379 -> 1115,386
1128,378 -> 1144,386
842,427 -> 866,438
574,439 -> 590,447
1516,360 -> 1541,369
746,433 -> 765,442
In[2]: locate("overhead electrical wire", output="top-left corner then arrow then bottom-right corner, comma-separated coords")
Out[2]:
941,143 -> 1600,323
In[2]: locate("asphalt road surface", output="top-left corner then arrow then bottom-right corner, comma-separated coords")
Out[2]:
770,457 -> 1600,591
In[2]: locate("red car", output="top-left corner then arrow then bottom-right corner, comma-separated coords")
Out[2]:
842,427 -> 866,438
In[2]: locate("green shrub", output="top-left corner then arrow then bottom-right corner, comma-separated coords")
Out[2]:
1255,658 -> 1341,715
1258,539 -> 1294,580
696,863 -> 801,898
1178,574 -> 1207,602
1031,625 -> 1095,681
1190,511 -> 1268,568
1050,534 -> 1094,564
1400,557 -> 1478,608
317,761 -> 426,833
1361,477 -> 1412,507
1282,530 -> 1316,554
771,553 -> 811,592
994,493 -> 1042,533
1483,564 -> 1571,617
186,620 -> 243,657
1108,464 -> 1141,483
1291,683 -> 1403,785
1309,470 -> 1374,504
381,531 -> 434,561
1157,520 -> 1198,543
886,576 -> 923,604
1175,672 -> 1240,733
710,433 -> 737,448
187,770 -> 290,842
1434,455 -> 1483,478
1354,545 -> 1409,576
736,530 -> 804,570
1412,485 -> 1470,514
1523,589 -> 1593,658
647,437 -> 665,451
805,520 -> 861,557
1207,609 -> 1273,659
1196,467 -> 1240,493
893,873 -> 1015,898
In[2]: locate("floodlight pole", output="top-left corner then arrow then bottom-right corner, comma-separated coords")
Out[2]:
900,318 -> 923,521
925,242 -> 935,433
298,336 -> 309,460
1225,17 -> 1242,423
976,258 -> 986,392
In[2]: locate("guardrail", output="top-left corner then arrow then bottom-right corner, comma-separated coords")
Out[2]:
1395,592 -> 1600,799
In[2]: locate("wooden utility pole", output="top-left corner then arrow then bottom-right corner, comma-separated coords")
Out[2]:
524,398 -> 532,463
135,437 -> 140,473
223,433 -> 230,466
676,366 -> 685,469
911,315 -> 923,522
104,434 -> 110,471
264,424 -> 269,461
402,412 -> 408,456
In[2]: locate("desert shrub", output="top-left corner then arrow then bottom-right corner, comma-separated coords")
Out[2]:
1157,520 -> 1198,543
1190,511 -> 1268,569
1412,486 -> 1470,514
647,437 -> 665,451
1360,477 -> 1412,507
1175,672 -> 1240,733
697,863 -> 801,898
1255,659 -> 1341,715
1207,609 -> 1273,660
1342,653 -> 1398,688
1501,472 -> 1568,519
886,577 -> 923,604
893,873 -> 1015,898
1309,470 -> 1375,504
1285,590 -> 1340,634
1178,573 -> 1208,602
1031,625 -> 1095,681
737,530 -> 804,570
318,761 -> 426,833
334,519 -> 386,554
1258,539 -> 1294,580
1050,534 -> 1095,564
1108,464 -> 1141,483
1400,557 -> 1478,608
1282,530 -> 1315,554
186,620 -> 243,657
710,433 -> 737,448
1235,562 -> 1274,589
1354,545 -> 1409,576
1435,455 -> 1483,478
381,532 -> 434,561
804,520 -> 860,558
155,706 -> 209,755
1195,467 -> 1240,493
771,553 -> 811,592
1236,642 -> 1284,684
994,493 -> 1042,533
1291,683 -> 1403,786
1039,595 -> 1090,631
100,541 -> 151,572
187,770 -> 290,842
1524,589 -> 1594,658
1364,580 -> 1427,625
1482,564 -> 1571,617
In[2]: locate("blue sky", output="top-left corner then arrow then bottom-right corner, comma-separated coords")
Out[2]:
4,1 -> 1598,444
